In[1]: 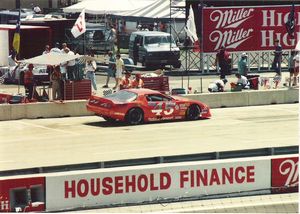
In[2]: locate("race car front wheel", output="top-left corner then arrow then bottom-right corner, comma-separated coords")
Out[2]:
186,104 -> 201,120
126,108 -> 144,125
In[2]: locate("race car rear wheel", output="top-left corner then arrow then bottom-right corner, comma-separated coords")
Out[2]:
125,108 -> 144,125
186,104 -> 201,120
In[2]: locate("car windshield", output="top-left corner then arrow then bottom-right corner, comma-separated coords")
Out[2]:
105,90 -> 137,102
144,35 -> 174,45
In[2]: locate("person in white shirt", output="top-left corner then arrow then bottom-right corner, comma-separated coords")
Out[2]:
208,79 -> 227,92
235,73 -> 250,89
50,42 -> 62,53
114,54 -> 124,90
85,58 -> 97,93
64,48 -> 76,80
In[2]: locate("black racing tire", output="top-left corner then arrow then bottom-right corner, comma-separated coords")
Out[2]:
125,108 -> 144,125
186,104 -> 201,120
102,116 -> 116,123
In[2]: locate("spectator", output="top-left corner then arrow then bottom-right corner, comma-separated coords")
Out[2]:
64,48 -> 76,80
120,71 -> 132,90
208,79 -> 227,92
131,73 -> 144,88
85,57 -> 97,93
215,46 -> 231,79
292,51 -> 299,86
238,52 -> 248,76
231,73 -> 250,90
43,45 -> 50,55
50,42 -> 61,53
33,5 -> 41,14
51,65 -> 62,100
271,39 -> 282,76
114,54 -> 124,90
24,64 -> 34,99
61,43 -> 68,52
108,24 -> 117,53
103,51 -> 115,88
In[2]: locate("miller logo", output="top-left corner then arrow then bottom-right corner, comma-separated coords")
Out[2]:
209,8 -> 255,50
279,159 -> 299,187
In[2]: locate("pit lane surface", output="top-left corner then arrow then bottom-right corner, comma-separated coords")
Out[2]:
0,104 -> 298,171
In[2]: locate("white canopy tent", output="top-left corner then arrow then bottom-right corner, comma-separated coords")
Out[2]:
117,0 -> 185,20
63,0 -> 156,14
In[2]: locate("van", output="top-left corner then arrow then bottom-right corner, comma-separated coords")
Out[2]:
129,31 -> 181,69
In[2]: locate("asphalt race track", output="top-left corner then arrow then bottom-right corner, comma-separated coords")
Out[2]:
0,103 -> 298,172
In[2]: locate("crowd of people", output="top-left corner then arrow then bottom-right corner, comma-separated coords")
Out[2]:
212,39 -> 299,92
16,38 -> 300,100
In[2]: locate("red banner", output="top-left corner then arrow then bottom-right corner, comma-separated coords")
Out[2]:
203,5 -> 300,53
271,156 -> 298,193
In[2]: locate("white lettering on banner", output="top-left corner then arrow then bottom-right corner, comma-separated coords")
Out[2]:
210,8 -> 254,29
0,200 -> 9,211
261,31 -> 300,47
210,28 -> 253,50
262,10 -> 300,27
279,160 -> 299,187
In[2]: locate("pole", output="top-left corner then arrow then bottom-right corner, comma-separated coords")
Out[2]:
200,1 -> 204,73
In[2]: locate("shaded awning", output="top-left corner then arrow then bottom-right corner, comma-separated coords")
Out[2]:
20,53 -> 98,65
63,0 -> 155,15
116,0 -> 185,20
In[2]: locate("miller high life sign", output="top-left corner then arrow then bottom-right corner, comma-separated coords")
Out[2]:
203,5 -> 300,52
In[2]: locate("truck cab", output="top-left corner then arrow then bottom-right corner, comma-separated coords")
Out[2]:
129,31 -> 181,69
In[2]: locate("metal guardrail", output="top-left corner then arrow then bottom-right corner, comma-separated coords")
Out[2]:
0,146 -> 298,177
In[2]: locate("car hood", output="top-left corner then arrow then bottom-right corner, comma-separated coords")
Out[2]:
145,44 -> 179,52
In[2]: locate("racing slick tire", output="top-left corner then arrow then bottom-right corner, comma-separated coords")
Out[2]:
102,116 -> 116,123
125,108 -> 144,125
186,104 -> 201,120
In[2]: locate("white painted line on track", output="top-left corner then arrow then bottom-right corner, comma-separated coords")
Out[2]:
13,121 -> 80,135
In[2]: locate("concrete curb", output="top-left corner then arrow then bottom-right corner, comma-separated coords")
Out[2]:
0,88 -> 298,121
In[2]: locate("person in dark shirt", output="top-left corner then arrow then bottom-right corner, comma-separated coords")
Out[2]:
215,46 -> 231,79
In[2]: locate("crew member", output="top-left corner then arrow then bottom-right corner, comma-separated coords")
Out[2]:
119,71 -> 132,90
24,64 -> 34,99
131,73 -> 144,88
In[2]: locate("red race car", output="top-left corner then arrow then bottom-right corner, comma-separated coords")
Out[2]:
86,89 -> 211,125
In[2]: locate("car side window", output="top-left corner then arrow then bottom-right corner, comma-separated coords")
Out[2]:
147,94 -> 172,102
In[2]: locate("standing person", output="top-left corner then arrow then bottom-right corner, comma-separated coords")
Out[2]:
43,45 -> 50,55
61,43 -> 67,52
215,46 -> 231,79
292,51 -> 299,86
64,48 -> 76,80
272,39 -> 282,76
108,24 -> 117,53
24,64 -> 34,99
50,42 -> 61,53
131,73 -> 144,88
238,52 -> 248,76
119,71 -> 132,90
85,58 -> 97,94
114,54 -> 124,90
103,51 -> 115,88
51,66 -> 62,100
